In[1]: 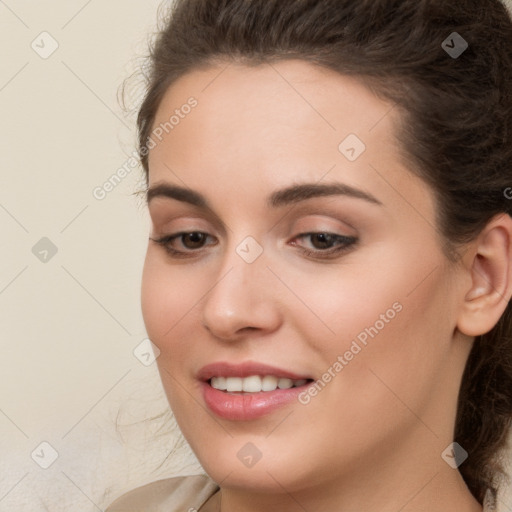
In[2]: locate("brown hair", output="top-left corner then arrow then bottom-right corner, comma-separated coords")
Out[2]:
135,0 -> 512,505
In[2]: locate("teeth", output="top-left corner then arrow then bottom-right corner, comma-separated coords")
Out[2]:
210,375 -> 309,392
213,376 -> 227,390
226,377 -> 243,392
277,378 -> 293,389
261,375 -> 278,391
243,375 -> 262,392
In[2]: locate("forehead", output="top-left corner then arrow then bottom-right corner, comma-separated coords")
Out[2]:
148,60 -> 401,179
146,60 -> 437,225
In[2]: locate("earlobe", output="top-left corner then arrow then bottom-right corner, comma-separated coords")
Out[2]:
457,214 -> 512,337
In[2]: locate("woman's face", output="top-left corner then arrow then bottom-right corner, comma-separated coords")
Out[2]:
141,60 -> 471,496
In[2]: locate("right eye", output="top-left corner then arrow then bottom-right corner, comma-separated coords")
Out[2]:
150,231 -> 217,258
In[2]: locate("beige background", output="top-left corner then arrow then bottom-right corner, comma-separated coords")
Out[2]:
1,1 -> 512,510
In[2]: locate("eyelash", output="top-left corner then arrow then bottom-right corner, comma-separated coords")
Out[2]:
149,231 -> 358,260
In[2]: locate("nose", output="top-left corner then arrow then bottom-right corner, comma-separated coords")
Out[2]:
201,246 -> 282,341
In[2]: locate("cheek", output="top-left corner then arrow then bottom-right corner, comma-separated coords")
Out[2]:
141,252 -> 203,345
303,241 -> 450,348
140,255 -> 202,412
276,256 -> 407,357
288,246 -> 453,398
324,270 -> 452,430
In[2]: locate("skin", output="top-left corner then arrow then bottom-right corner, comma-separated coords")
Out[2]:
141,60 -> 512,511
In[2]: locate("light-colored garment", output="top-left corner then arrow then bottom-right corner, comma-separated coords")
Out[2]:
105,475 -> 221,512
106,474 -> 498,511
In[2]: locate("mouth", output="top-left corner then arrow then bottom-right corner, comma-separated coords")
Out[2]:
198,361 -> 315,421
208,375 -> 313,393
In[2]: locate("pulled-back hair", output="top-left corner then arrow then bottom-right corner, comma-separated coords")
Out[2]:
136,0 -> 512,505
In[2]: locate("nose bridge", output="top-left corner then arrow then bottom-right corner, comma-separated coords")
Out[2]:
216,232 -> 268,292
201,234 -> 280,339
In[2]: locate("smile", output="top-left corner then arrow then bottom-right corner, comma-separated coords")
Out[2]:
209,375 -> 310,393
198,362 -> 315,421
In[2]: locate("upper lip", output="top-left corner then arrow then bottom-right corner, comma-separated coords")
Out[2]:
197,361 -> 312,382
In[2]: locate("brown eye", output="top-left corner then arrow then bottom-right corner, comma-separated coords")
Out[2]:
150,231 -> 216,258
309,233 -> 338,250
290,232 -> 358,260
181,232 -> 207,249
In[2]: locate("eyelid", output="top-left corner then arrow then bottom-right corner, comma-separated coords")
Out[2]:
150,217 -> 216,237
289,214 -> 357,238
148,206 -> 228,237
149,202 -> 359,233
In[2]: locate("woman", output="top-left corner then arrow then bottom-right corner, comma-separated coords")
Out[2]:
107,0 -> 512,510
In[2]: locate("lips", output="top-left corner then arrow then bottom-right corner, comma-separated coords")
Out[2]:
198,361 -> 314,421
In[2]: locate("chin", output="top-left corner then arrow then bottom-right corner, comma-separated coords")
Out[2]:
188,434 -> 322,494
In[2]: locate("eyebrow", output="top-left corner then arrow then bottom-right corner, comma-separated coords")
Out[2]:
146,182 -> 382,209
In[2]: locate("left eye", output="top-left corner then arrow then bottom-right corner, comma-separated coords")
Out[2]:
291,232 -> 358,257
173,232 -> 209,249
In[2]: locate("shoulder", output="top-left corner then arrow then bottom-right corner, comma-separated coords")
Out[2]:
105,474 -> 220,512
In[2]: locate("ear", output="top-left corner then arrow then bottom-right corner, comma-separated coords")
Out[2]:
457,213 -> 512,337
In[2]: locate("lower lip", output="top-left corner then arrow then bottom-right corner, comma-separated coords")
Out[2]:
201,381 -> 309,421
